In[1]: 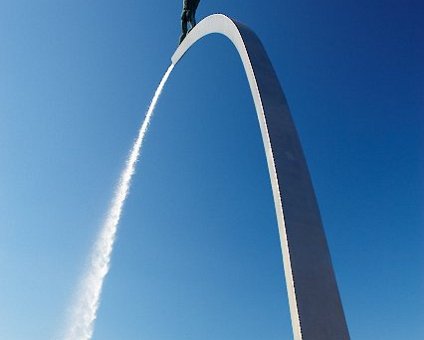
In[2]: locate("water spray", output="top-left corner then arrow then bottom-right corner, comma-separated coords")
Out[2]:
64,64 -> 174,340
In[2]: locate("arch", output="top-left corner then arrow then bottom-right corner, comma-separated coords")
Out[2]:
171,14 -> 349,340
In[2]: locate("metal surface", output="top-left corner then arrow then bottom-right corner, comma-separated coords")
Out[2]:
171,14 -> 350,340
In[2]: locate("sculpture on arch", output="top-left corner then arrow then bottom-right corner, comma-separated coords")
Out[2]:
179,0 -> 201,44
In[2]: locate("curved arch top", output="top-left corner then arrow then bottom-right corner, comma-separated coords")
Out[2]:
171,14 -> 349,340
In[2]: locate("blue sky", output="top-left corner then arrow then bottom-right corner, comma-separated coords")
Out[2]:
0,1 -> 423,339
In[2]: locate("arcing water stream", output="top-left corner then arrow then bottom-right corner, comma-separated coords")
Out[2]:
64,64 -> 174,340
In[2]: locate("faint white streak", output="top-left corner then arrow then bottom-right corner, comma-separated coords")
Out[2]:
64,64 -> 174,340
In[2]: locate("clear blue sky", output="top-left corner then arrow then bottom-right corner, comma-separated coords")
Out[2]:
0,1 -> 422,339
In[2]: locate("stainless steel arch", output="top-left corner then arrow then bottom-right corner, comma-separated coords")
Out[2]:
171,14 -> 350,340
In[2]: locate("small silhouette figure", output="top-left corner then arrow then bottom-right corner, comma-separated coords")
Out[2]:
179,0 -> 201,44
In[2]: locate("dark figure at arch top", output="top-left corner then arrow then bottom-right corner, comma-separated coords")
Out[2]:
179,0 -> 201,44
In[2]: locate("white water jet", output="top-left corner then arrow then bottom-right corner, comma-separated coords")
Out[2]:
64,64 -> 174,340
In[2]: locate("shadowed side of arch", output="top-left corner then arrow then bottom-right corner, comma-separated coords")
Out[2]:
171,14 -> 350,340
